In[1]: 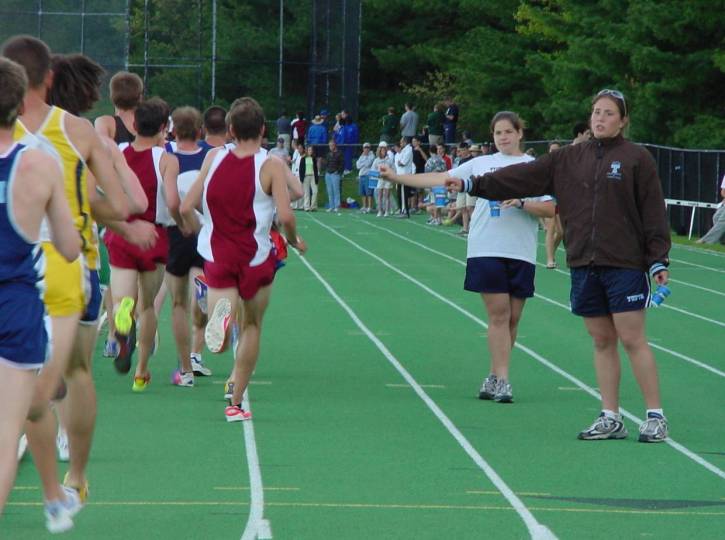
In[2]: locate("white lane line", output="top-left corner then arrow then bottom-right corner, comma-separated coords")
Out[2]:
294,248 -> 557,540
361,219 -> 724,378
669,257 -> 725,274
659,304 -> 725,328
668,278 -> 725,298
317,217 -> 725,481
386,383 -> 447,389
240,389 -> 272,540
671,243 -> 725,258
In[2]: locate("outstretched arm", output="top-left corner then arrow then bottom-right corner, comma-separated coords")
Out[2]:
379,164 -> 448,189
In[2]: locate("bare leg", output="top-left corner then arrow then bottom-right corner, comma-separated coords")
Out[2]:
612,310 -> 662,409
231,285 -> 272,406
166,272 -> 193,373
481,294 -> 525,380
0,367 -> 36,513
583,315 -> 621,411
25,405 -> 64,501
62,323 -> 99,490
189,267 -> 206,356
135,265 -> 166,378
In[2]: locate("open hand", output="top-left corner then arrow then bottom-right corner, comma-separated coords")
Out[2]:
124,220 -> 158,250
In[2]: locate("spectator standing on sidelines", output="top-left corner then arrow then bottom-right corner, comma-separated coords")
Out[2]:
424,143 -> 448,225
306,114 -> 328,172
696,174 -> 725,244
394,136 -> 414,218
299,144 -> 320,211
325,139 -> 344,212
269,136 -> 291,165
445,91 -> 672,443
426,103 -> 446,148
373,141 -> 394,217
290,111 -> 306,145
356,142 -> 375,213
381,106 -> 398,143
276,110 -> 291,151
400,102 -> 419,141
444,97 -> 459,145
342,115 -> 359,174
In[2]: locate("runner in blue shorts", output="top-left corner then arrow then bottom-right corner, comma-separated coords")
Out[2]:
0,57 -> 80,517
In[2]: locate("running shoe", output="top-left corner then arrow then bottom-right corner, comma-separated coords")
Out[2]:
224,381 -> 235,401
493,378 -> 513,403
171,369 -> 194,388
103,339 -> 119,358
205,297 -> 232,353
225,405 -> 252,422
131,373 -> 151,392
638,414 -> 668,443
578,413 -> 629,440
56,428 -> 69,462
113,297 -> 136,374
194,274 -> 209,315
17,433 -> 28,461
63,472 -> 89,505
191,353 -> 212,376
44,487 -> 81,533
478,374 -> 498,400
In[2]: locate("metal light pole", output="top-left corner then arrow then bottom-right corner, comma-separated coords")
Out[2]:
278,0 -> 284,113
211,0 -> 217,103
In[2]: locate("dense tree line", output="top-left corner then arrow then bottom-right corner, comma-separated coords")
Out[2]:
128,0 -> 723,148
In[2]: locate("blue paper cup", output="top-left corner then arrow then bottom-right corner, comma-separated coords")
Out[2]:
433,186 -> 447,207
368,170 -> 380,189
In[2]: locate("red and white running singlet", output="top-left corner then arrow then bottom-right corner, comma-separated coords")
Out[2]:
122,145 -> 170,224
197,149 -> 274,266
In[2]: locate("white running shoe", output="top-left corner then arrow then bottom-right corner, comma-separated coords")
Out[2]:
205,297 -> 232,353
56,428 -> 69,462
191,353 -> 212,376
44,488 -> 80,535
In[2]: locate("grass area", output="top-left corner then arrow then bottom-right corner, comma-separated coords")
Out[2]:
671,233 -> 725,253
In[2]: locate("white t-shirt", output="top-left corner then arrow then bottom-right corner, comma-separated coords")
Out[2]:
448,152 -> 553,264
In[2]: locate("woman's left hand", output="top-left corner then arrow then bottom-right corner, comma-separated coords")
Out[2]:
654,269 -> 669,286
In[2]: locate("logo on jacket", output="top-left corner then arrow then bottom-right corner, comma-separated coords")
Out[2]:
607,161 -> 622,180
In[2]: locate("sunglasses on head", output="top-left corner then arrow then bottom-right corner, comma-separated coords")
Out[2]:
596,89 -> 627,116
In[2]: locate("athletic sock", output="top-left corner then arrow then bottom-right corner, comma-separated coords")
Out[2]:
602,409 -> 619,419
646,408 -> 664,419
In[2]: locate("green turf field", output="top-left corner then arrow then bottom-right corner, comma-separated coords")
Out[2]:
6,210 -> 724,539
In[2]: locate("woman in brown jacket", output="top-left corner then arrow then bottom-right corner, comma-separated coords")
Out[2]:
446,90 -> 671,443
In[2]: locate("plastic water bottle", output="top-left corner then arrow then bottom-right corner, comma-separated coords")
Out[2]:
433,186 -> 447,207
650,285 -> 671,307
489,200 -> 501,217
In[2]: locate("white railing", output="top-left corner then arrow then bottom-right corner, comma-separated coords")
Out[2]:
666,198 -> 722,239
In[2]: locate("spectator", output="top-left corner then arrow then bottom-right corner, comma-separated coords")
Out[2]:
411,135 -> 428,212
425,143 -> 448,225
269,137 -> 291,165
444,97 -> 459,144
394,136 -> 414,217
276,110 -> 291,151
373,142 -> 395,217
400,102 -> 419,140
299,144 -> 320,212
470,144 -> 482,158
455,142 -> 473,235
696,174 -> 725,244
545,141 -> 564,268
462,130 -> 474,147
380,106 -> 398,143
291,111 -> 306,145
438,143 -> 452,170
427,103 -> 445,147
356,142 -> 375,213
342,115 -> 359,174
325,139 -> 344,212
307,114 -> 328,171
572,122 -> 591,144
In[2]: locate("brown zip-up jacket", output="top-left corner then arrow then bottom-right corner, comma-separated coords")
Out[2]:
463,135 -> 670,272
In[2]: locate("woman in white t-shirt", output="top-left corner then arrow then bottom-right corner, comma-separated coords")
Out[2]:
380,111 -> 555,403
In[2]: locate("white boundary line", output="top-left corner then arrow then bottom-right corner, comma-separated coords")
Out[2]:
670,243 -> 725,259
311,216 -> 725,481
659,304 -> 725,328
668,278 -> 725,298
669,257 -> 725,274
240,389 -> 273,540
293,249 -> 557,540
359,218 -> 725,379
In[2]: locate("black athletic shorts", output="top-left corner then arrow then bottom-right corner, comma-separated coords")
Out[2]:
166,226 -> 204,277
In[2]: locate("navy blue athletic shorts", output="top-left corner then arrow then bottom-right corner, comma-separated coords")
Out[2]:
570,266 -> 651,317
464,256 -> 535,298
0,282 -> 49,369
80,269 -> 102,324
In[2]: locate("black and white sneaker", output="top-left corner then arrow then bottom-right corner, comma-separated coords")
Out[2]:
493,378 -> 513,403
478,374 -> 498,400
578,413 -> 628,440
638,414 -> 668,443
